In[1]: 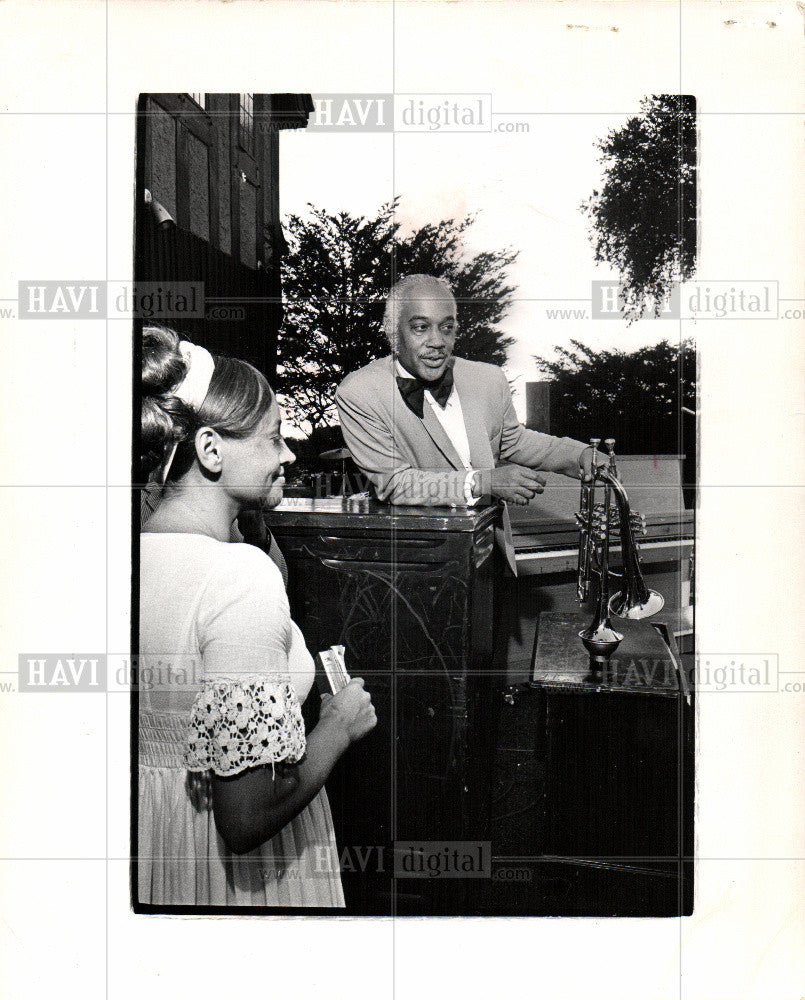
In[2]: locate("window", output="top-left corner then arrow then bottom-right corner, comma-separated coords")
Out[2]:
238,93 -> 254,156
188,93 -> 207,110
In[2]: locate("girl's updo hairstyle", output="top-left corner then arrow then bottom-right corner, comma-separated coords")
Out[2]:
140,325 -> 191,477
140,325 -> 275,481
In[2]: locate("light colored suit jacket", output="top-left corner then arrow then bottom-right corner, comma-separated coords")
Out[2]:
335,355 -> 585,506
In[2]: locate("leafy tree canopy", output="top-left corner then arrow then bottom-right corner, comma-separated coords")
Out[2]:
277,199 -> 518,431
582,95 -> 697,323
535,338 -> 696,498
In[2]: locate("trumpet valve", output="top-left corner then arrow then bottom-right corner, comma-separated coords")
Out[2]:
629,510 -> 647,536
604,438 -> 618,477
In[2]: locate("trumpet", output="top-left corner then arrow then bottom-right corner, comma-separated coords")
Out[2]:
576,438 -> 664,671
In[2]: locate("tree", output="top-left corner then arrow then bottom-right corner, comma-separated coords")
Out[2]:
276,200 -> 518,431
582,95 -> 697,323
534,338 -> 696,504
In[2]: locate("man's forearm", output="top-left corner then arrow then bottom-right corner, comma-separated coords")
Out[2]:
502,430 -> 586,478
375,466 -> 471,506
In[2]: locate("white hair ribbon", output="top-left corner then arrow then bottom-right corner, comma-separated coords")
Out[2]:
159,340 -> 216,483
175,340 -> 215,409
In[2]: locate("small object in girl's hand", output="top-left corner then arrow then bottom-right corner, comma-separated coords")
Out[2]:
315,645 -> 351,694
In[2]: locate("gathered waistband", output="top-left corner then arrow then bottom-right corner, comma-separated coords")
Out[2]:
139,710 -> 192,769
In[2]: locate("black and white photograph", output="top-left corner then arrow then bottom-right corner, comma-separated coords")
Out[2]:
134,90 -> 695,918
1,1 -> 803,997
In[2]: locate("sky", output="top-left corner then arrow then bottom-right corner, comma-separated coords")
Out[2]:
279,112 -> 669,417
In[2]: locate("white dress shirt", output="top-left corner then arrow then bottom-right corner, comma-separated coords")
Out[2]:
395,360 -> 478,504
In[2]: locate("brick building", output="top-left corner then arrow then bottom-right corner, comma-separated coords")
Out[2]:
136,93 -> 313,376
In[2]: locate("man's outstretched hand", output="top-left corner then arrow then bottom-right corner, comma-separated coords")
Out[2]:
578,446 -> 611,482
472,465 -> 547,506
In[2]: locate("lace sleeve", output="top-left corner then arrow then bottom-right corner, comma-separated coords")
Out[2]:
184,674 -> 306,777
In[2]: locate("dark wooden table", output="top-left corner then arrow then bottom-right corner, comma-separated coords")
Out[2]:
265,498 -> 502,915
264,500 -> 693,916
525,610 -> 694,915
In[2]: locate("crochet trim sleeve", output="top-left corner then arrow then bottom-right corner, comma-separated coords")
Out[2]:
184,674 -> 306,777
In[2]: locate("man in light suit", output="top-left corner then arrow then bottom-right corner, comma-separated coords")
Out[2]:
335,274 -> 600,512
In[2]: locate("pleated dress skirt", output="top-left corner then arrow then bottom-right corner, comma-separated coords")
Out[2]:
138,711 -> 345,907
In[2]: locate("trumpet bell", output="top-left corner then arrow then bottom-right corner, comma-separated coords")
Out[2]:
578,620 -> 623,660
609,588 -> 665,620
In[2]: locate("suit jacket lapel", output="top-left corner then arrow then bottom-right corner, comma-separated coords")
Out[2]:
420,403 -> 464,470
454,360 -> 495,469
386,355 -> 465,470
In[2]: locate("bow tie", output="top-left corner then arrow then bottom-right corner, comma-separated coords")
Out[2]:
396,365 -> 454,418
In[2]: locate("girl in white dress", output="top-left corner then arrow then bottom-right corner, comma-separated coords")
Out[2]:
138,327 -> 376,907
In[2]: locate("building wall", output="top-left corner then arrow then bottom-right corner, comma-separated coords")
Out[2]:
141,93 -> 306,272
137,93 -> 312,376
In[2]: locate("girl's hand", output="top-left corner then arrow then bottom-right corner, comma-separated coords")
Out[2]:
319,677 -> 377,745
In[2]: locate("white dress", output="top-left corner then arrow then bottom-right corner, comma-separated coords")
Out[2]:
138,534 -> 344,907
